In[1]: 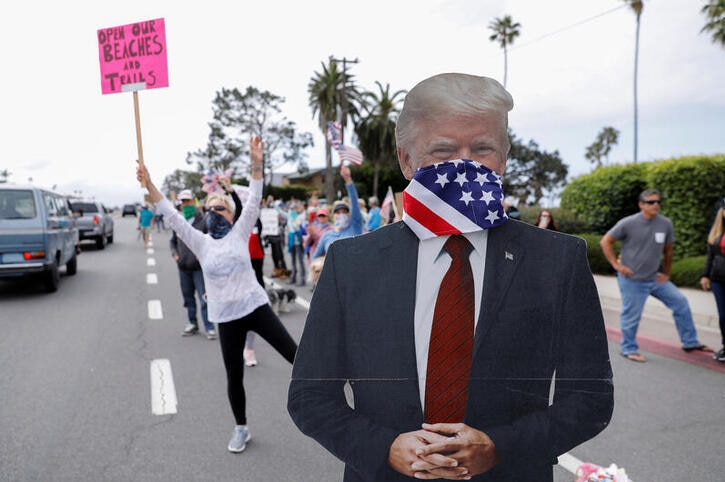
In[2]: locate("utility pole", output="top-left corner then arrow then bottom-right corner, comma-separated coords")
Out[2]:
328,55 -> 359,143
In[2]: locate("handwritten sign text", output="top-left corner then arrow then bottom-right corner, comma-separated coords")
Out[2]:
97,18 -> 169,94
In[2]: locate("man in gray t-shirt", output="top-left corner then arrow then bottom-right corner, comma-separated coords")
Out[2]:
600,188 -> 713,362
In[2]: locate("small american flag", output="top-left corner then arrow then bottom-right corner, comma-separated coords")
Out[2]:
326,121 -> 363,166
336,144 -> 363,165
402,159 -> 507,240
201,168 -> 233,194
326,121 -> 342,148
380,186 -> 395,224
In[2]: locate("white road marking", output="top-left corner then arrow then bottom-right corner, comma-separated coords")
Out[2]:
295,297 -> 310,310
147,273 -> 158,284
148,300 -> 163,319
150,359 -> 178,415
146,248 -> 154,254
147,258 -> 156,266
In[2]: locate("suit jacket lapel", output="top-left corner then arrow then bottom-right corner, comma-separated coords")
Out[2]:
379,223 -> 420,377
474,222 -> 524,353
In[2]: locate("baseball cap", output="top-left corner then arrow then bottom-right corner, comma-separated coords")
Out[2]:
332,201 -> 350,213
178,189 -> 194,201
316,208 -> 330,217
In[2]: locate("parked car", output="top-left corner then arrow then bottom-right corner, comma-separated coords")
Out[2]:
122,204 -> 137,217
69,200 -> 114,249
0,184 -> 79,292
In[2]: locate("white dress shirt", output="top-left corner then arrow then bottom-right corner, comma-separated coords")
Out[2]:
414,230 -> 488,409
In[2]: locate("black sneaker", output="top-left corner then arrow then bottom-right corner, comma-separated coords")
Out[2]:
714,347 -> 725,363
181,324 -> 199,336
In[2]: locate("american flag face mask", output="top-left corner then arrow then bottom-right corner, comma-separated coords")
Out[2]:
402,159 -> 508,240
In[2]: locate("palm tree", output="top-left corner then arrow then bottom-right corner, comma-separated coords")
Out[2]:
701,0 -> 725,49
308,59 -> 361,202
488,15 -> 521,88
624,0 -> 644,163
585,126 -> 620,168
355,81 -> 407,198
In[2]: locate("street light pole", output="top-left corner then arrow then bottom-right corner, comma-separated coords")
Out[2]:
328,55 -> 359,143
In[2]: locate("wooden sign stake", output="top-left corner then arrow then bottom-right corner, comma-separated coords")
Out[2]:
132,90 -> 145,186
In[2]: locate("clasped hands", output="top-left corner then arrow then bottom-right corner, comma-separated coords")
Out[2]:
388,423 -> 498,480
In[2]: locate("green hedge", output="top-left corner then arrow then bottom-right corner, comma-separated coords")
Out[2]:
575,232 -> 707,289
671,255 -> 707,288
560,155 -> 725,260
576,233 -> 616,275
646,157 -> 725,259
560,163 -> 648,234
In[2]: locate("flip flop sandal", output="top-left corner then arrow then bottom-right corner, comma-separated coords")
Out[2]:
682,344 -> 715,353
621,353 -> 646,363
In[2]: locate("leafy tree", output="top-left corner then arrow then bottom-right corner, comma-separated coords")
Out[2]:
354,81 -> 407,199
623,0 -> 644,162
488,15 -> 521,88
504,130 -> 568,206
308,59 -> 362,201
162,169 -> 203,199
701,0 -> 725,49
186,86 -> 313,186
0,169 -> 10,183
352,162 -> 408,200
585,126 -> 620,168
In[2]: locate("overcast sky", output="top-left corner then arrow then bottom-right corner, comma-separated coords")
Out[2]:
2,0 -> 723,207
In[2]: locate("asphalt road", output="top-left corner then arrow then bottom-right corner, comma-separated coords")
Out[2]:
0,217 -> 342,481
1,216 -> 722,481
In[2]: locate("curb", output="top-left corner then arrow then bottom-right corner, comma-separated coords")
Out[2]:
598,294 -> 721,332
593,274 -> 721,332
605,325 -> 725,374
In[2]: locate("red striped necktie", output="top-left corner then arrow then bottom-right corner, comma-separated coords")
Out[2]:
424,234 -> 475,423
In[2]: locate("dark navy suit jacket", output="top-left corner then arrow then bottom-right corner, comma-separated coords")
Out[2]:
288,220 -> 613,481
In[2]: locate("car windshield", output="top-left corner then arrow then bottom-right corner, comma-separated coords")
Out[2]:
0,190 -> 36,219
70,202 -> 99,213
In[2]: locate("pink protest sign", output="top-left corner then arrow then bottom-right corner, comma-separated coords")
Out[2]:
97,18 -> 169,95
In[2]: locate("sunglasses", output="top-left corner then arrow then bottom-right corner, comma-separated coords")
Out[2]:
642,199 -> 661,205
209,205 -> 228,212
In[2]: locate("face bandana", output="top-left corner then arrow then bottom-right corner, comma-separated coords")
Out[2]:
182,205 -> 197,221
402,159 -> 508,240
206,210 -> 232,239
334,213 -> 350,231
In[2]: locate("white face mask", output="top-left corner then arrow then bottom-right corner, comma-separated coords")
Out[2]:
334,213 -> 350,231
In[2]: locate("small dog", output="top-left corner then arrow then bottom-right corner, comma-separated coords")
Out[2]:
308,256 -> 325,286
266,287 -> 296,314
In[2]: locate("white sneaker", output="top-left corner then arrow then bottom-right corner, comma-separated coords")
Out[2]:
227,426 -> 251,453
181,324 -> 199,336
244,348 -> 257,367
206,330 -> 217,340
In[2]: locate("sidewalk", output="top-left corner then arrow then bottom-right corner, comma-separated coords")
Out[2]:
594,274 -> 724,371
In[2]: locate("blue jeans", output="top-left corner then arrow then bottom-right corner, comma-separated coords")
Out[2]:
178,269 -> 213,332
617,274 -> 701,354
289,243 -> 306,284
710,280 -> 725,346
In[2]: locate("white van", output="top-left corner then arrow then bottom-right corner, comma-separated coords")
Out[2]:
0,184 -> 79,292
